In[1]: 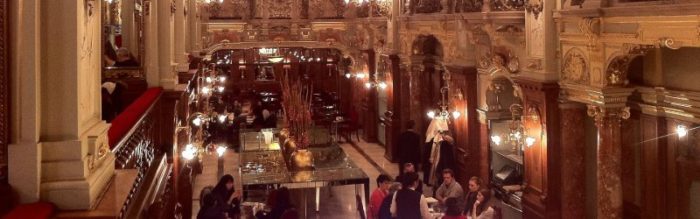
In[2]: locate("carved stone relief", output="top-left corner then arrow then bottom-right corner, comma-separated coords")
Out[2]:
527,14 -> 545,58
309,0 -> 344,19
562,48 -> 589,84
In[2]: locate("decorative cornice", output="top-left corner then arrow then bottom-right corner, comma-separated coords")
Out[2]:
559,83 -> 633,107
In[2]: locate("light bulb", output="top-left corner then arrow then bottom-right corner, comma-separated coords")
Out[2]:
205,77 -> 213,83
427,111 -> 436,119
202,87 -> 210,94
216,145 -> 226,157
378,82 -> 388,89
364,82 -> 372,89
345,73 -> 352,79
218,115 -> 227,123
451,111 -> 461,119
218,76 -> 226,82
491,135 -> 501,146
192,117 -> 203,126
356,73 -> 366,79
182,144 -> 197,160
217,86 -> 225,92
525,137 -> 536,147
677,125 -> 688,137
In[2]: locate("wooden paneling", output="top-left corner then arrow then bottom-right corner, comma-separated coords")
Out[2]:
0,0 -> 8,184
383,55 -> 402,162
445,65 -> 480,185
639,113 -> 667,219
513,79 -> 561,219
362,50 -> 378,142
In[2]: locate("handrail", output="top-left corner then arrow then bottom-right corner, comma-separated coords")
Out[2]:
110,92 -> 161,155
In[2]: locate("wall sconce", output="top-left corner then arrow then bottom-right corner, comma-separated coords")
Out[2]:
525,136 -> 536,148
677,125 -> 688,138
426,65 -> 460,121
345,73 -> 352,79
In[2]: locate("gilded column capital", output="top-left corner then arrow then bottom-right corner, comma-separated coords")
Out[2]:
586,105 -> 630,127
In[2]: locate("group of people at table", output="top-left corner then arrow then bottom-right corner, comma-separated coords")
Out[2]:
368,165 -> 495,219
364,118 -> 496,219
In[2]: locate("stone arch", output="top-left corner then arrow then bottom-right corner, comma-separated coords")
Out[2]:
411,34 -> 444,57
484,76 -> 523,112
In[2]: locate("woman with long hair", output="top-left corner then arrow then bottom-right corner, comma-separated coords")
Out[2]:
467,188 -> 494,219
209,174 -> 241,219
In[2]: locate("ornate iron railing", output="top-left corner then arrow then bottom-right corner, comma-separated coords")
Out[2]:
111,93 -> 163,219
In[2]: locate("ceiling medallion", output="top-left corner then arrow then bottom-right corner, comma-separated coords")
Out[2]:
524,0 -> 543,19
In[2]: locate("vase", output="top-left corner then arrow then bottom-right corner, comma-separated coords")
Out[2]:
291,149 -> 314,170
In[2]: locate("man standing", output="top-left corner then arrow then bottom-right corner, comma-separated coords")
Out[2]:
435,169 -> 464,205
397,120 -> 421,174
390,172 -> 432,219
395,163 -> 423,194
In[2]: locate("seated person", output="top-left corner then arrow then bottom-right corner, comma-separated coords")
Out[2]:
106,48 -> 139,67
435,169 -> 463,205
368,174 -> 392,219
467,189 -> 495,219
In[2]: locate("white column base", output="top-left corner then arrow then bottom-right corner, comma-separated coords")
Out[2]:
39,122 -> 115,210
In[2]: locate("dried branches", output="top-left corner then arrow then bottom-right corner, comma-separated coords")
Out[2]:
280,71 -> 313,149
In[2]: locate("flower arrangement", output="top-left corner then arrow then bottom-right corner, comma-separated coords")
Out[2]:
279,71 -> 313,150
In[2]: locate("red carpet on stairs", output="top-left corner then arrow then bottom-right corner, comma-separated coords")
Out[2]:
2,202 -> 54,219
108,87 -> 163,148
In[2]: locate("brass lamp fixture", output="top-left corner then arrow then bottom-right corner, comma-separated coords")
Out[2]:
426,65 -> 461,120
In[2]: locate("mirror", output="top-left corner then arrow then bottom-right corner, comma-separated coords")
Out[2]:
102,0 -> 145,77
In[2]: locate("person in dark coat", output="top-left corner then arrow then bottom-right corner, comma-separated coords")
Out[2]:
207,174 -> 241,219
397,120 -> 422,174
435,132 -> 456,187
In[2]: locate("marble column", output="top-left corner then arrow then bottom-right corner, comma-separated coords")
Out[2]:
174,0 -> 188,71
10,0 -> 114,209
559,102 -> 587,219
158,0 -> 176,89
121,0 -> 138,57
144,0 -> 160,86
587,105 -> 630,219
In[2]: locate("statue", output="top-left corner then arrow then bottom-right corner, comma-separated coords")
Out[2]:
404,0 -> 413,14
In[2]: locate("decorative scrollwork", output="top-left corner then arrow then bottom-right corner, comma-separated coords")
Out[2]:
587,105 -> 630,127
490,0 -> 525,11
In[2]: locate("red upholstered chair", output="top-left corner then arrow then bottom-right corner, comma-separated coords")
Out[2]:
2,202 -> 55,219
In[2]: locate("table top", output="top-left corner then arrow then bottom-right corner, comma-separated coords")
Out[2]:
239,133 -> 369,186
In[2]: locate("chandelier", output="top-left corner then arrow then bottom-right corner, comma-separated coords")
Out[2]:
490,104 -> 536,152
426,66 -> 461,120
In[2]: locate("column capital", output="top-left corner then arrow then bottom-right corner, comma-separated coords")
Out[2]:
587,105 -> 630,127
